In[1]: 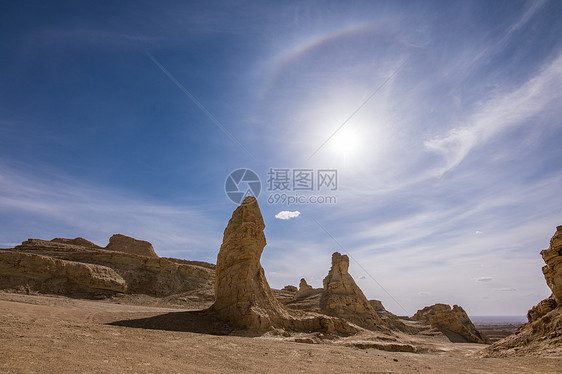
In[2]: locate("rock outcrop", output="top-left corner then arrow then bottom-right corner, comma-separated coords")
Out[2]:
209,197 -> 358,335
51,237 -> 101,248
106,234 -> 158,258
320,252 -> 386,331
482,226 -> 562,356
0,251 -> 127,296
295,278 -> 323,300
541,226 -> 562,303
369,299 -> 414,333
282,285 -> 298,293
413,303 -> 489,344
1,236 -> 213,298
527,295 -> 557,323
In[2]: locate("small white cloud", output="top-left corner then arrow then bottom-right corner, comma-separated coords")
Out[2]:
359,276 -> 367,279
495,287 -> 517,292
417,291 -> 431,296
275,211 -> 301,220
476,277 -> 493,282
475,230 -> 483,235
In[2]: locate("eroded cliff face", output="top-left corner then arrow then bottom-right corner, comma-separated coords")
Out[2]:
320,252 -> 387,331
1,236 -> 213,298
541,225 -> 562,304
209,197 -> 358,335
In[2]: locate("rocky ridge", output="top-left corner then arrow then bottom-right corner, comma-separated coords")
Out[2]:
0,235 -> 213,299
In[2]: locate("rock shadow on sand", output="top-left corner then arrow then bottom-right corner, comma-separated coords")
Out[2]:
108,309 -> 236,336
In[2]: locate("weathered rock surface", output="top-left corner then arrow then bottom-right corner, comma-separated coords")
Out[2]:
51,237 -> 101,248
369,299 -> 414,333
413,303 -> 489,344
527,295 -> 557,323
541,225 -> 562,303
295,278 -> 323,300
209,197 -> 358,335
282,285 -> 298,293
1,237 -> 213,298
0,251 -> 126,296
482,226 -> 562,356
320,252 -> 386,331
106,234 -> 158,258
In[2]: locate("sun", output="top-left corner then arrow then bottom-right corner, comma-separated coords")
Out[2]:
329,127 -> 362,157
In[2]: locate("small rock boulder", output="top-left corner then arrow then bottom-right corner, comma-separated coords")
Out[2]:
106,234 -> 158,258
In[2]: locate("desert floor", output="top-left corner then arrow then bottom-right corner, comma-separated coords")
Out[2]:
0,292 -> 560,374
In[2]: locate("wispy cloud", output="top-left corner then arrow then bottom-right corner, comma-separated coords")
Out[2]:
476,277 -> 493,282
425,53 -> 562,176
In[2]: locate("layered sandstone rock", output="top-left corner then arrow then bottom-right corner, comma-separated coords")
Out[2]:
51,237 -> 101,248
209,197 -> 357,335
527,295 -> 557,323
369,299 -> 413,333
482,226 -> 562,356
541,226 -> 562,303
0,251 -> 126,296
282,285 -> 298,293
413,303 -> 489,344
106,234 -> 158,258
3,237 -> 213,298
295,278 -> 323,300
320,252 -> 386,331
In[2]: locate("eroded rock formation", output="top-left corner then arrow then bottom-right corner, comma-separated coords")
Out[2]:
369,299 -> 413,333
1,237 -> 213,298
106,234 -> 158,258
0,251 -> 126,296
320,252 -> 386,331
541,225 -> 562,303
413,303 -> 489,344
209,197 -> 358,335
295,278 -> 323,300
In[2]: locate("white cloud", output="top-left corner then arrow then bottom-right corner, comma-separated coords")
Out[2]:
475,230 -> 483,235
275,211 -> 301,220
425,53 -> 562,176
476,277 -> 493,282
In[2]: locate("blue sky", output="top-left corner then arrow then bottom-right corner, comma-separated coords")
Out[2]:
1,0 -> 561,316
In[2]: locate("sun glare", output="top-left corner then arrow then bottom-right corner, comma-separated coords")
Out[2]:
330,127 -> 362,157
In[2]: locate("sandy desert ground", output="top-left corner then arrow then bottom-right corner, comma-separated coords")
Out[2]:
1,292 -> 560,374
